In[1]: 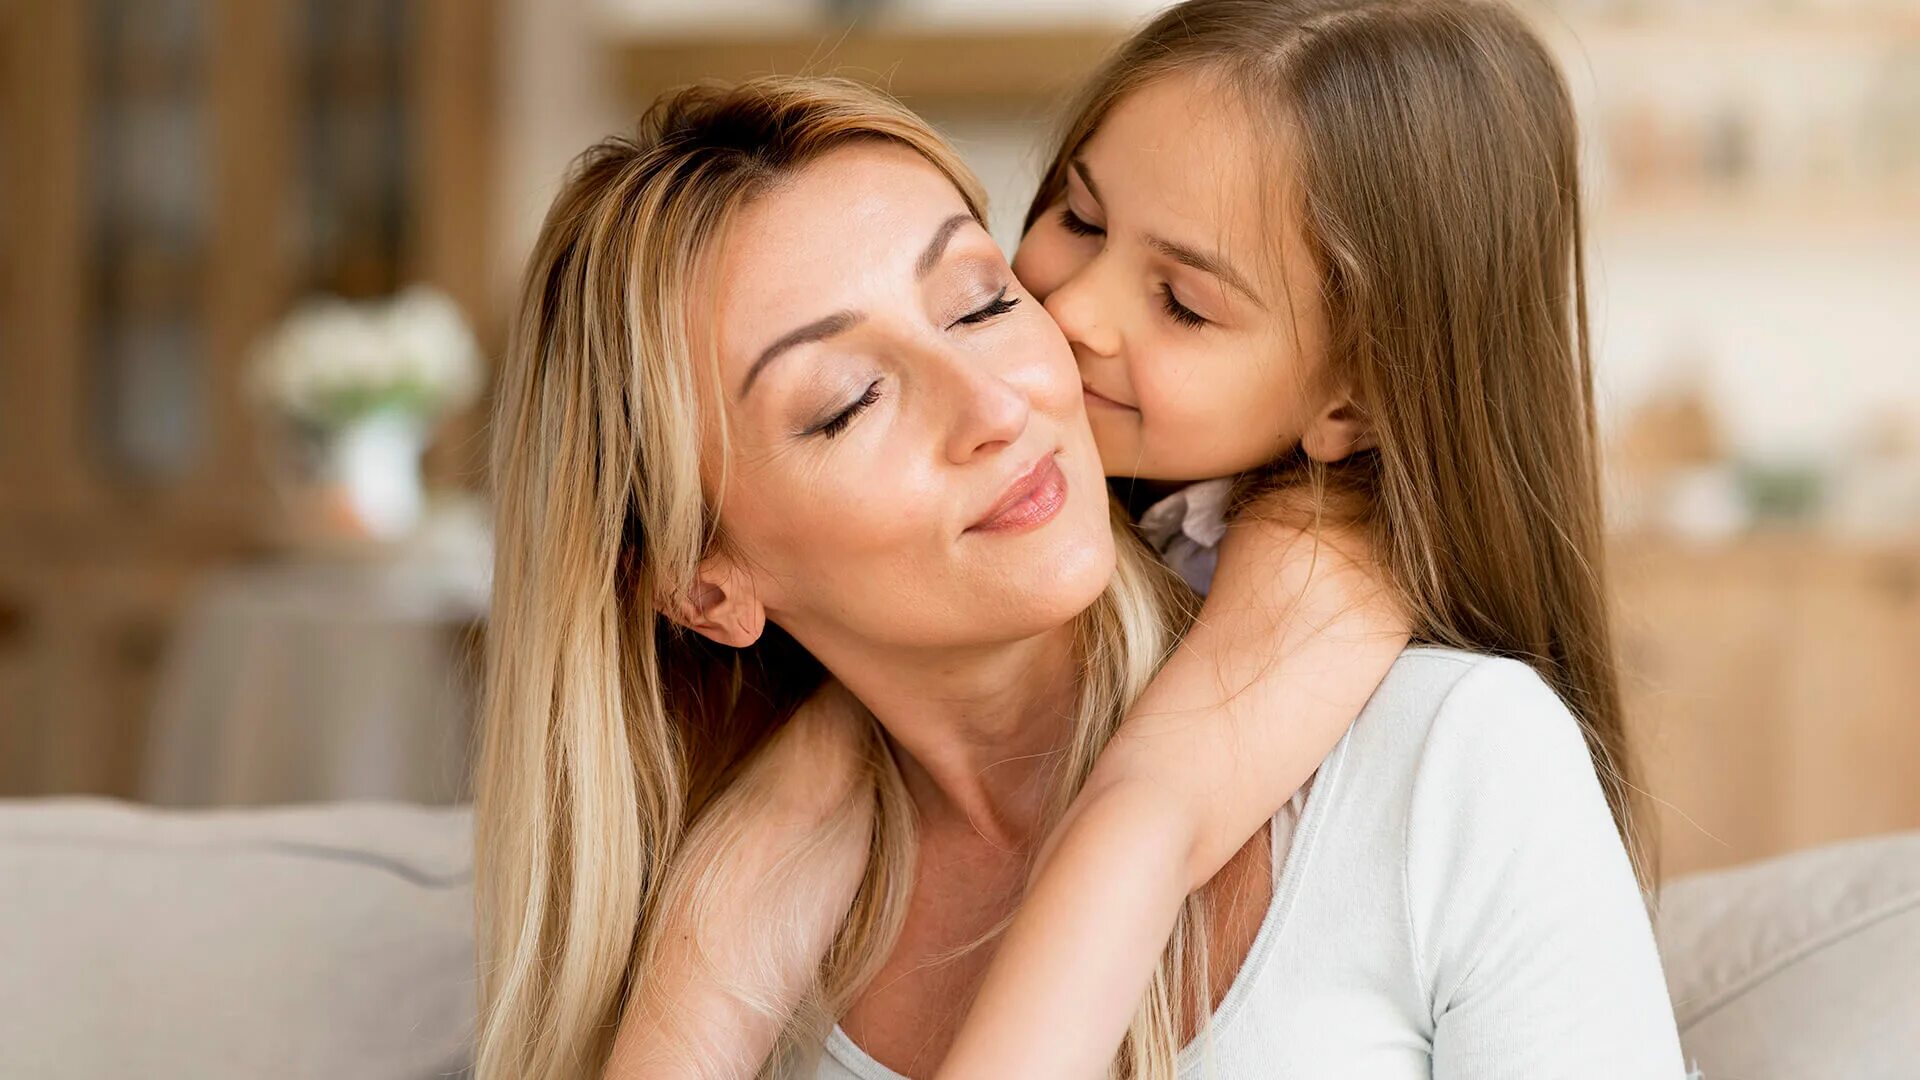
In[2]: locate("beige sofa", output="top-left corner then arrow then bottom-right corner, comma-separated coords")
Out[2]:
1,797 -> 1915,1079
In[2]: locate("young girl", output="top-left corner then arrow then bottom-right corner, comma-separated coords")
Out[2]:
600,0 -> 1679,1075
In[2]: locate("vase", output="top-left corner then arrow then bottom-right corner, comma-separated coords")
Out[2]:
320,410 -> 428,541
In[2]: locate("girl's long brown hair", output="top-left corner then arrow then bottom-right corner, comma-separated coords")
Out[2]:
1030,0 -> 1653,890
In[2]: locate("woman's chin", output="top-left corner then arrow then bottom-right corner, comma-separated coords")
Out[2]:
995,526 -> 1117,631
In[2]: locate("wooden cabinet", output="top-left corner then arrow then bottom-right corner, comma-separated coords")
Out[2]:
1615,535 -> 1920,879
0,0 -> 494,797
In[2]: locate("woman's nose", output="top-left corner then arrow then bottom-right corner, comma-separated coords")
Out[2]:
941,355 -> 1032,465
1040,256 -> 1122,361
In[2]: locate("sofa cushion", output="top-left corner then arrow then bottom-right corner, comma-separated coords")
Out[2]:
5,796 -> 1915,1079
1657,830 -> 1920,1079
0,796 -> 475,1080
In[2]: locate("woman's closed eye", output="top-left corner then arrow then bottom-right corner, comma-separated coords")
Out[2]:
949,285 -> 1021,329
810,380 -> 883,440
805,286 -> 1020,441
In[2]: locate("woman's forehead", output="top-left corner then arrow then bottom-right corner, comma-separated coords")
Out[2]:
707,143 -> 977,372
719,143 -> 970,284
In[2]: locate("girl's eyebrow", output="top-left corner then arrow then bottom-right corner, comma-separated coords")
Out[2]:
1147,236 -> 1264,309
1078,155 -> 1265,309
1070,157 -> 1103,204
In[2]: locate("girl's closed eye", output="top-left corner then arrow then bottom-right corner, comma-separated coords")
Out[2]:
1159,283 -> 1208,329
1058,206 -> 1104,238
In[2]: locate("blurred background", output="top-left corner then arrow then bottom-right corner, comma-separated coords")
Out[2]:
0,0 -> 1915,880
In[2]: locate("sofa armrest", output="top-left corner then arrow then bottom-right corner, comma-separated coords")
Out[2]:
1658,831 -> 1920,1079
0,796 -> 476,1080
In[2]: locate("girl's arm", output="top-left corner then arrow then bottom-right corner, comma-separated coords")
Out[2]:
936,518 -> 1411,1080
605,682 -> 873,1080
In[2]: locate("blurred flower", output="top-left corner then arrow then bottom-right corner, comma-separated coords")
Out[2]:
248,284 -> 483,430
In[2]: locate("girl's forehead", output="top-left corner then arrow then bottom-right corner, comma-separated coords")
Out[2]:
1085,75 -> 1306,301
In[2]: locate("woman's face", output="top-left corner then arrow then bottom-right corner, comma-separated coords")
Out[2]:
1013,73 -> 1334,483
697,141 -> 1115,657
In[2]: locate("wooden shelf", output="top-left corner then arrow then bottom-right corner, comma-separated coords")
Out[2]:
1532,5 -> 1920,48
1609,530 -> 1920,877
1593,186 -> 1920,239
0,0 -> 497,799
619,26 -> 1125,111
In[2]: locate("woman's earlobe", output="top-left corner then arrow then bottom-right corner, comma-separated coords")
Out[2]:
1301,398 -> 1376,464
661,558 -> 766,648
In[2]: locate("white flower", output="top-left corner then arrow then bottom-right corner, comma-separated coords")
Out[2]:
248,285 -> 484,427
386,284 -> 483,411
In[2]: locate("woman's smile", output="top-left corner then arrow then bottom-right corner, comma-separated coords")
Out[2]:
966,451 -> 1068,535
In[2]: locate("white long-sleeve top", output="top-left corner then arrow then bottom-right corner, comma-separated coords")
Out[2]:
817,647 -> 1689,1078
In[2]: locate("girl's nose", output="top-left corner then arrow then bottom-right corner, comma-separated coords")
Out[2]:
1041,255 -> 1123,362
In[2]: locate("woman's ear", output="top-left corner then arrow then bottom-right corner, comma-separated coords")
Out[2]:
661,552 -> 766,648
1300,388 -> 1376,464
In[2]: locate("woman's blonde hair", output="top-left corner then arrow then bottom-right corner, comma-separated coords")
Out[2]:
475,76 -> 1204,1079
1030,0 -> 1653,889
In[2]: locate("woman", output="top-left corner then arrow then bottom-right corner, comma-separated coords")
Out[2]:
474,78 -> 1204,1080
476,53 -> 1681,1080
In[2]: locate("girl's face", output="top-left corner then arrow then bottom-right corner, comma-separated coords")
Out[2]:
1014,73 -> 1335,483
692,141 -> 1116,659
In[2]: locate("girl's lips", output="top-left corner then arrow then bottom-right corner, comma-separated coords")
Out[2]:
967,453 -> 1068,534
1082,383 -> 1139,412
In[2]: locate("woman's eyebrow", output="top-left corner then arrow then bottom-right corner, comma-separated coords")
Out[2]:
917,213 -> 974,278
739,310 -> 864,399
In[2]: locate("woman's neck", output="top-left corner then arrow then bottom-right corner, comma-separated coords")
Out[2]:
821,624 -> 1081,850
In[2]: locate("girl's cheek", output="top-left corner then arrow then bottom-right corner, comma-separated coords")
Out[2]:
1138,357 -> 1219,442
1012,227 -> 1085,304
1131,352 -> 1183,419
1010,238 -> 1057,300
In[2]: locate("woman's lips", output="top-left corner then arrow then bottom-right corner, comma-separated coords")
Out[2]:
968,453 -> 1068,534
1082,383 -> 1138,412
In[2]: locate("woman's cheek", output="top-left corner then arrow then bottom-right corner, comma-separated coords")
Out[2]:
1009,319 -> 1085,417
